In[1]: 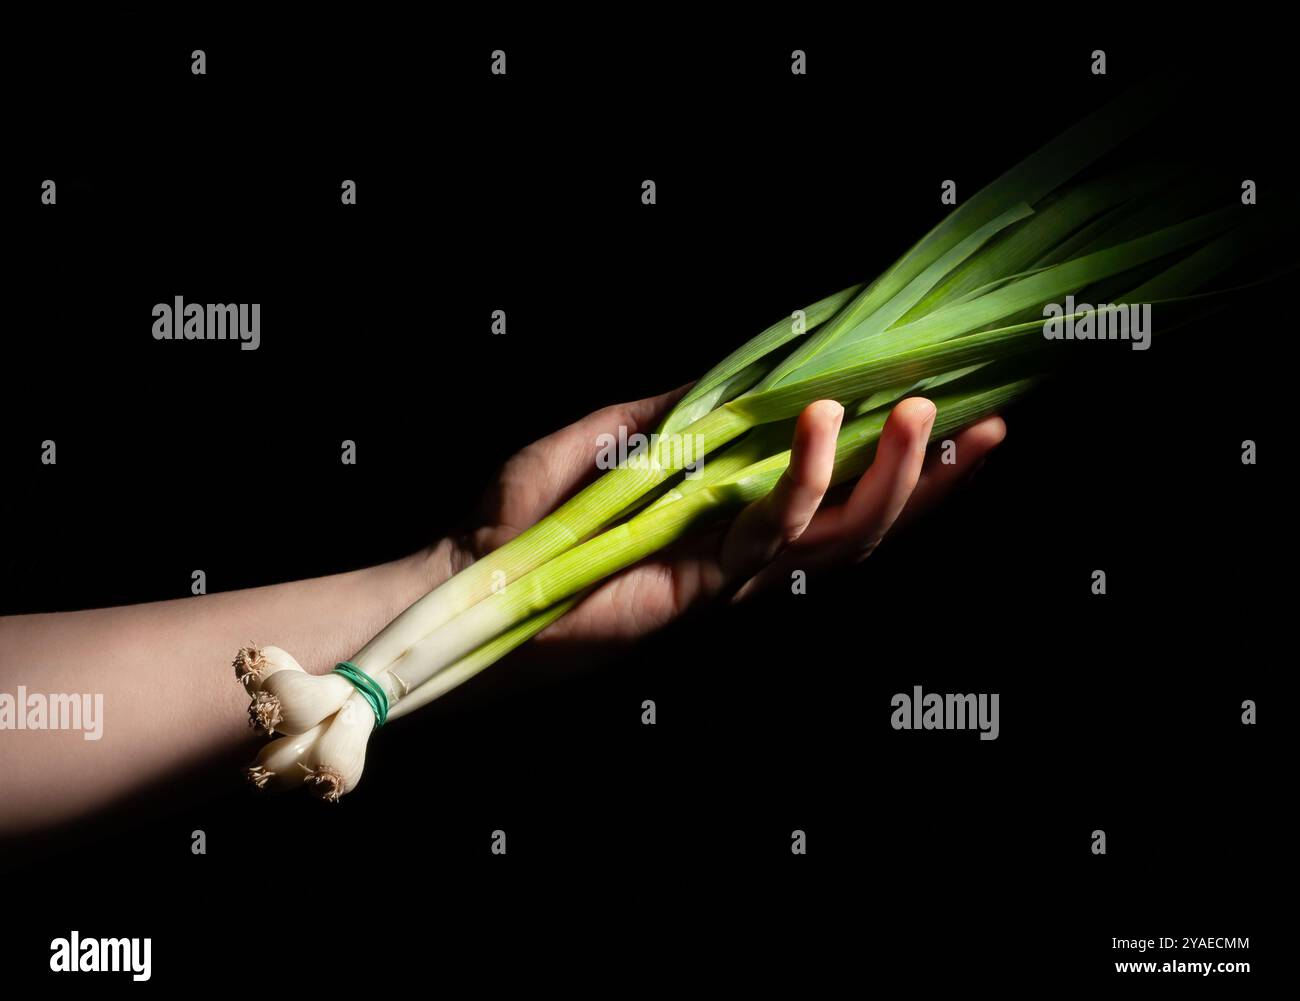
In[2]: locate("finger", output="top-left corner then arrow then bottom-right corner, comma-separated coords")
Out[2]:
894,415 -> 1006,532
721,399 -> 843,581
796,396 -> 935,559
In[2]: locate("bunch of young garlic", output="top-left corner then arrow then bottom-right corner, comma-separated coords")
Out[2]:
232,84 -> 1270,802
232,590 -> 576,800
236,646 -> 376,801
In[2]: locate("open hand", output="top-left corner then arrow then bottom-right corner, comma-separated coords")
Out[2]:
445,387 -> 1006,658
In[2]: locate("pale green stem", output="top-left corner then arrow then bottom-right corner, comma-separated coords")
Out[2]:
385,596 -> 580,721
384,378 -> 1034,698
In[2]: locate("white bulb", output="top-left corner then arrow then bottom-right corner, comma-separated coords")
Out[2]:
253,670 -> 353,735
236,645 -> 307,693
246,722 -> 326,790
303,694 -> 376,801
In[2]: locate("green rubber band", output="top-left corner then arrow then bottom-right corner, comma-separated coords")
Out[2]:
332,662 -> 389,729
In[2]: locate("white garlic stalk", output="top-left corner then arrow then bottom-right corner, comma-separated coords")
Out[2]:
245,722 -> 327,790
239,596 -> 566,799
302,694 -> 374,802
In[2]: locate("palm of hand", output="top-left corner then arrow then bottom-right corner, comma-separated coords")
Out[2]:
457,387 -> 1005,654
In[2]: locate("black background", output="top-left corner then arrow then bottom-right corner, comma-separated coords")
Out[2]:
2,12 -> 1288,992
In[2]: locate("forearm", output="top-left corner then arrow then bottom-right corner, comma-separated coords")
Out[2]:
0,543 -> 454,835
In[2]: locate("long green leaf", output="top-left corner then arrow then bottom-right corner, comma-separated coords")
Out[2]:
757,80 -> 1176,388
729,317 -> 1055,423
727,286 -> 1243,426
797,201 -> 1036,359
659,283 -> 863,435
787,207 -> 1239,384
896,166 -> 1169,325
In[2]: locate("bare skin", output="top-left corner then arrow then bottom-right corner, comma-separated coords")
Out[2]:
0,390 -> 1004,836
